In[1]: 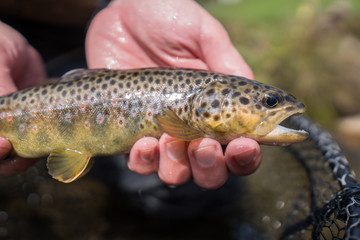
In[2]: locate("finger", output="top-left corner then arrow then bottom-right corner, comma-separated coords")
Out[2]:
128,137 -> 159,175
188,138 -> 228,189
0,137 -> 38,178
224,138 -> 262,176
158,134 -> 191,186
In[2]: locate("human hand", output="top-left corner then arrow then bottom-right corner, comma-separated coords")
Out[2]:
0,22 -> 46,178
86,0 -> 261,189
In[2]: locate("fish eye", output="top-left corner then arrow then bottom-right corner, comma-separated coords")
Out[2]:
262,93 -> 282,108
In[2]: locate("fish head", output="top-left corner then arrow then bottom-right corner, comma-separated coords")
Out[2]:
192,78 -> 308,145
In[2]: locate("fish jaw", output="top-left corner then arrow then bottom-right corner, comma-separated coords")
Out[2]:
255,125 -> 308,146
254,107 -> 308,146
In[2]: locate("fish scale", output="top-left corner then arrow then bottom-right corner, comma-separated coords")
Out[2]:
0,68 -> 308,183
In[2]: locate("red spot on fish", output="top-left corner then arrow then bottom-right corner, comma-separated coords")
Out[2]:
7,116 -> 12,120
17,112 -> 21,117
84,121 -> 90,128
113,100 -> 117,104
48,126 -> 52,131
132,110 -> 136,114
1,114 -> 4,119
119,119 -> 123,125
33,127 -> 37,131
48,108 -> 51,112
59,103 -> 63,106
81,104 -> 85,109
66,116 -> 71,120
98,117 -> 103,122
147,112 -> 151,117
31,111 -> 36,115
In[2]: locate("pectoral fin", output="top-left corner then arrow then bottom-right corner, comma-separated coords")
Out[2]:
157,109 -> 204,141
47,149 -> 94,183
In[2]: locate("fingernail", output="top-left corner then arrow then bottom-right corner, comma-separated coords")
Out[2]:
232,148 -> 256,166
194,145 -> 217,168
166,141 -> 186,161
140,149 -> 155,162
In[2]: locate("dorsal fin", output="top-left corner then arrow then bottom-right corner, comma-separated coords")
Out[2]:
59,69 -> 107,82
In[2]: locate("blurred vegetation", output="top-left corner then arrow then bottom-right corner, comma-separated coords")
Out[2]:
199,0 -> 360,128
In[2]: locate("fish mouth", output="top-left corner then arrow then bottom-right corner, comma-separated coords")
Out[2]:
255,107 -> 308,146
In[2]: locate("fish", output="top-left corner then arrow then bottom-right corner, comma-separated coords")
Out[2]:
0,68 -> 308,183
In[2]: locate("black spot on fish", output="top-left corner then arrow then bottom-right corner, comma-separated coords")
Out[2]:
168,79 -> 173,86
118,83 -> 124,88
144,83 -> 149,89
133,72 -> 139,77
120,75 -> 126,80
184,104 -> 189,112
162,88 -> 167,95
240,97 -> 249,105
253,86 -> 259,90
155,78 -> 160,84
206,89 -> 215,96
76,95 -> 81,101
57,86 -> 64,92
178,76 -> 183,81
244,88 -> 251,94
226,113 -> 231,118
91,87 -> 96,93
133,79 -> 138,85
185,79 -> 190,85
166,72 -> 172,76
105,76 -> 111,80
110,80 -> 116,86
126,82 -> 131,88
178,108 -> 182,115
51,84 -> 57,89
200,102 -> 207,108
12,93 -> 19,100
200,72 -> 208,77
70,90 -> 76,96
211,100 -> 220,108
176,71 -> 182,75
49,96 -> 54,103
205,78 -> 211,84
238,81 -> 247,86
149,77 -> 154,83
203,112 -> 210,118
30,99 -> 35,104
232,92 -> 241,97
66,82 -> 74,87
84,84 -> 89,90
77,81 -> 83,87
102,84 -> 108,90
222,89 -> 231,95
224,100 -> 229,106
34,87 -> 40,93
144,71 -> 151,75
90,76 -> 96,82
0,99 -> 5,104
213,115 -> 220,121
180,83 -> 185,88
195,79 -> 201,85
174,84 -> 178,92
62,91 -> 67,97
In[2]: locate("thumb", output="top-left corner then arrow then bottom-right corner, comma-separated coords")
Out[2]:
199,14 -> 254,79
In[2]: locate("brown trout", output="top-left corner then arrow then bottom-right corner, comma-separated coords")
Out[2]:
0,68 -> 307,183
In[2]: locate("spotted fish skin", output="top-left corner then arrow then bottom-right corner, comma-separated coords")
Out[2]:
0,68 -> 307,182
